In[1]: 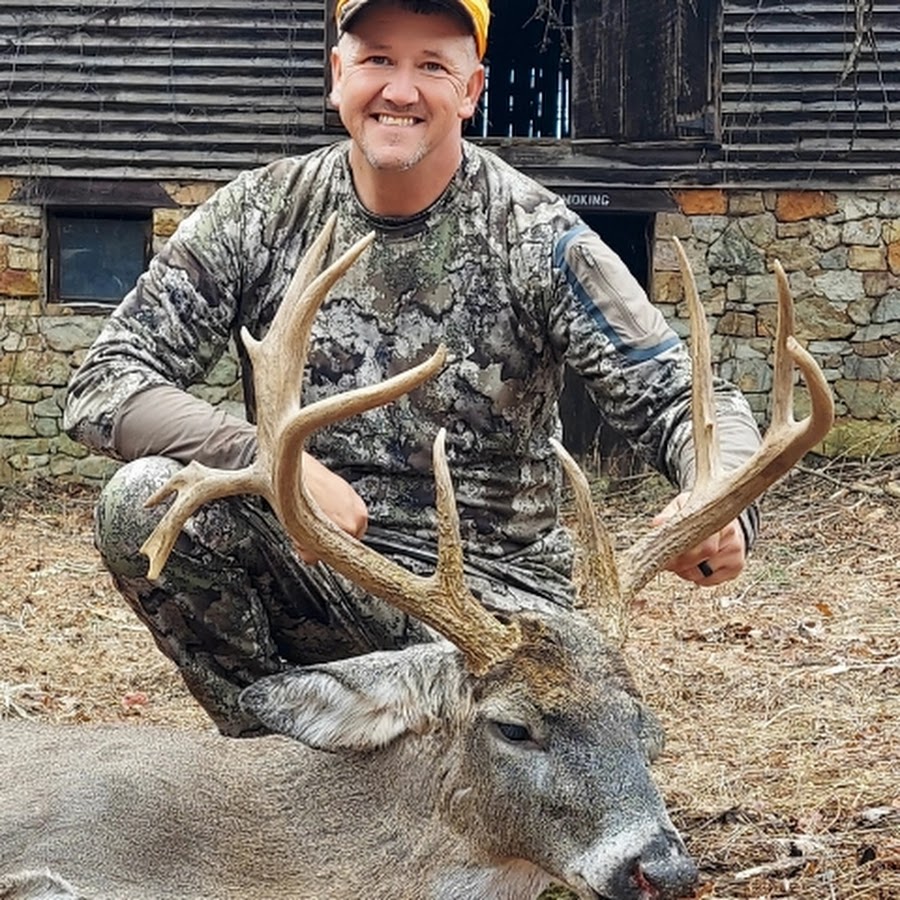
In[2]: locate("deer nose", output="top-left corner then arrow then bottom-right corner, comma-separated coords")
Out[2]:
630,830 -> 699,899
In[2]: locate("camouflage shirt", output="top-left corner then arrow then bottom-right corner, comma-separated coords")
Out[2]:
65,140 -> 760,597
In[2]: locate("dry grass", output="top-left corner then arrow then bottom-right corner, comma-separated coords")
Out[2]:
1,458 -> 898,899
0,482 -> 206,731
599,458 -> 900,900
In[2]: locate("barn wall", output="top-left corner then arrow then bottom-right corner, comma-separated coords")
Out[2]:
0,177 -> 241,483
1,1 -> 899,483
0,1 -> 332,181
719,0 -> 900,183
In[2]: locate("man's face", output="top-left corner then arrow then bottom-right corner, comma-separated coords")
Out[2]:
330,3 -> 484,174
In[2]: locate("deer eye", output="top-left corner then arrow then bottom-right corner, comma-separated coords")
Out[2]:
494,721 -> 533,743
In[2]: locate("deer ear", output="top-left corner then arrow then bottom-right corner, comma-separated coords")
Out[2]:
0,869 -> 82,899
239,643 -> 461,751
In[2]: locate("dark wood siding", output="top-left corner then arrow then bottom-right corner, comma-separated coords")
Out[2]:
492,0 -> 898,188
572,0 -> 717,141
0,1 -> 331,180
720,0 -> 900,181
1,1 -> 897,188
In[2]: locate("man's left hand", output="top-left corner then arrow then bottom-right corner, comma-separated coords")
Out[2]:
652,491 -> 747,586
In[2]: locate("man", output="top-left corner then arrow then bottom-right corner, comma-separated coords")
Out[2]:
64,0 -> 761,736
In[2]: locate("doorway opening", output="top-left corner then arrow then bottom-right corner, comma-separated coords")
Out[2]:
558,211 -> 657,475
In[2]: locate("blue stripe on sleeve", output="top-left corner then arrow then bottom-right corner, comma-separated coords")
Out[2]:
554,225 -> 681,364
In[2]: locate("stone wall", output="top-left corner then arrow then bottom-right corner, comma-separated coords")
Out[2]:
1,183 -> 898,485
653,188 -> 900,458
0,178 -> 233,484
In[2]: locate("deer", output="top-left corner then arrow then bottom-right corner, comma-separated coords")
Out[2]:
0,214 -> 833,900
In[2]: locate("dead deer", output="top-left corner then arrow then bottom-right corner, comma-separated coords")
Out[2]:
0,215 -> 833,900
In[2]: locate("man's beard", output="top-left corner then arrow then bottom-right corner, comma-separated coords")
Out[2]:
358,134 -> 429,172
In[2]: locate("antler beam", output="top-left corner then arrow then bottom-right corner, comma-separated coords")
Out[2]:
620,239 -> 834,599
557,237 -> 835,632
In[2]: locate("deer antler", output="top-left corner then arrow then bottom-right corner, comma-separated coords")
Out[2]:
554,237 -> 834,636
274,420 -> 522,674
142,213 -> 521,676
141,213 -> 388,576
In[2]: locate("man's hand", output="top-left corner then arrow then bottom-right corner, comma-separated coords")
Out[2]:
293,452 -> 369,564
652,491 -> 747,586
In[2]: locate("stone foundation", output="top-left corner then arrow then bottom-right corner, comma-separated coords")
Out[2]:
0,178 -> 232,484
1,183 -> 898,485
653,188 -> 900,458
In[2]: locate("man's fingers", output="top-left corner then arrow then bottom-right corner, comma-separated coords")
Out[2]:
665,531 -> 723,573
656,509 -> 748,586
293,450 -> 369,563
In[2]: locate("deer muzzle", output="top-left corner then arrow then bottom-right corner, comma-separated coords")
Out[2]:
614,828 -> 698,900
575,823 -> 698,900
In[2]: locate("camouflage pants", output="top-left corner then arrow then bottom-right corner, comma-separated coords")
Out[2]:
95,457 -> 575,736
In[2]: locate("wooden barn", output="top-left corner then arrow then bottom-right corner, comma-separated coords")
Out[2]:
1,0 -> 898,482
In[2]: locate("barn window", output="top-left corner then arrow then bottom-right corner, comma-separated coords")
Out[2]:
48,210 -> 151,306
471,0 -> 572,139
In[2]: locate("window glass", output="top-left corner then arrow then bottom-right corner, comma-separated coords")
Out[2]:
51,212 -> 149,304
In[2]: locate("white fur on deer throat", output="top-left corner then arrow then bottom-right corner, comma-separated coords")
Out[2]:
433,860 -> 553,900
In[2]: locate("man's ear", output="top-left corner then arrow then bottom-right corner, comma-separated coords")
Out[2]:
329,46 -> 343,109
458,64 -> 485,121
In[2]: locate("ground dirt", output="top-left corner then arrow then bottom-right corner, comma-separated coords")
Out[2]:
1,456 -> 898,900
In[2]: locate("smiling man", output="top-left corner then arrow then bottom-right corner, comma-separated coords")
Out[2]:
65,0 -> 762,737
331,0 -> 485,210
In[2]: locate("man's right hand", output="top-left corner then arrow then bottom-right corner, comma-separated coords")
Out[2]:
294,452 -> 369,564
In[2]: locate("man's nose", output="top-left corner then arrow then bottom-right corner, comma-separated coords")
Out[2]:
381,67 -> 419,106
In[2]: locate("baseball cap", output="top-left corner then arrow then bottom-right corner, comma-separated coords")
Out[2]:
335,0 -> 490,60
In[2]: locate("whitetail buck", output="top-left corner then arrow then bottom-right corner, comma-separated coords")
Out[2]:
0,215 -> 833,900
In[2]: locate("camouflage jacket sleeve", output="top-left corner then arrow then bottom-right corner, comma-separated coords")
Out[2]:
63,167 -> 264,459
545,223 -> 762,545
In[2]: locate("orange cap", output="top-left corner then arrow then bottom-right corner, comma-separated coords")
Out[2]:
335,0 -> 490,59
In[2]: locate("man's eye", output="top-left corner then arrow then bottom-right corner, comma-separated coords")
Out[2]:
495,721 -> 532,743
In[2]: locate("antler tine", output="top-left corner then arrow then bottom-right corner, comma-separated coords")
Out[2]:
274,419 -> 522,675
550,437 -> 625,642
679,239 -> 721,488
241,215 -> 376,462
616,240 -> 834,600
141,464 -> 265,580
141,215 -> 363,579
431,429 -> 523,668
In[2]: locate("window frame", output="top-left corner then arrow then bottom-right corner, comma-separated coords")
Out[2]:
47,206 -> 153,310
